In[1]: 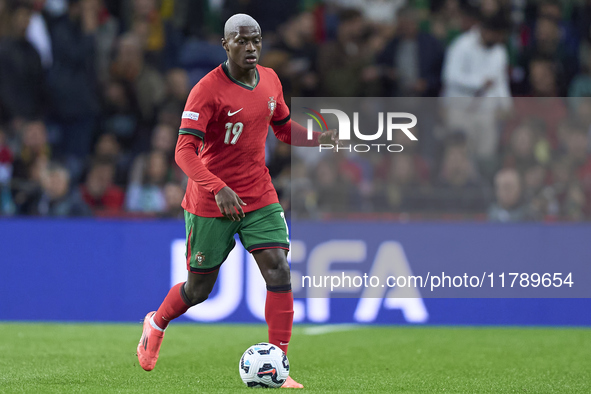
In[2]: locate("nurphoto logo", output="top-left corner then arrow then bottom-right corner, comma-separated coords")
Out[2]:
304,107 -> 418,153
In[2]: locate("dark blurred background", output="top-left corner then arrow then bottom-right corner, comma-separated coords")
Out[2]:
0,0 -> 590,222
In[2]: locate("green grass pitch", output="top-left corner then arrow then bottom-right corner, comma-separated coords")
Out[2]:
0,323 -> 589,393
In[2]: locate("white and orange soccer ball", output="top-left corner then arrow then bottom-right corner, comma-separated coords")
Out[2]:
239,342 -> 290,388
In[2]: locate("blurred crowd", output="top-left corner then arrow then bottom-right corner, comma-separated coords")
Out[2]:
0,0 -> 590,222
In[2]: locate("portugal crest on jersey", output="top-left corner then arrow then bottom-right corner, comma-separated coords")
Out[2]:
266,97 -> 276,121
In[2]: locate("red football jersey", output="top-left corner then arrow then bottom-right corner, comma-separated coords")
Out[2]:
179,62 -> 291,217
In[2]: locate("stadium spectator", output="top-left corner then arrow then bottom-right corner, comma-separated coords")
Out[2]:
527,56 -> 561,96
442,11 -> 512,162
313,157 -> 354,213
522,163 -> 548,219
503,96 -> 568,152
372,153 -> 427,212
434,135 -> 489,212
161,181 -> 184,219
164,68 -> 190,109
289,158 -> 315,219
26,0 -> 53,69
267,141 -> 291,180
80,158 -> 124,215
31,161 -> 90,216
93,0 -> 119,84
317,9 -> 375,97
10,120 -> 51,214
92,132 -> 129,186
110,33 -> 166,124
0,1 -> 44,125
375,6 -> 444,97
11,151 -> 47,215
327,0 -> 407,27
502,119 -> 549,173
101,80 -> 140,148
155,100 -> 182,132
124,0 -> 182,72
158,68 -> 190,133
46,0 -> 101,163
371,124 -> 431,212
519,15 -> 578,95
488,168 -> 530,222
265,12 -> 319,99
129,122 -> 180,185
11,120 -> 50,184
562,181 -> 588,220
430,0 -> 475,44
541,155 -> 589,220
442,10 -> 512,98
572,97 -> 591,133
533,0 -> 578,52
125,149 -> 168,213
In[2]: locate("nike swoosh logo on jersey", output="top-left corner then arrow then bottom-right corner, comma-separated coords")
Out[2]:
228,108 -> 243,116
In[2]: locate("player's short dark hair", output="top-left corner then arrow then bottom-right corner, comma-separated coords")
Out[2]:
481,11 -> 512,32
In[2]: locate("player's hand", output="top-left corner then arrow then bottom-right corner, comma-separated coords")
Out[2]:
318,129 -> 341,151
215,186 -> 246,221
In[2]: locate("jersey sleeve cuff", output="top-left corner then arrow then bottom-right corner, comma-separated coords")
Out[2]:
212,182 -> 227,195
179,128 -> 205,139
272,114 -> 291,126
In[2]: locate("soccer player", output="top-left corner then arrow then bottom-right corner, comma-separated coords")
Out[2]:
136,14 -> 337,389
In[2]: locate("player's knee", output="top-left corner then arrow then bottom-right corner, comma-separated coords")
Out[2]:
263,260 -> 291,286
183,284 -> 211,306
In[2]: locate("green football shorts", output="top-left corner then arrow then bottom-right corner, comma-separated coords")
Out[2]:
184,203 -> 290,273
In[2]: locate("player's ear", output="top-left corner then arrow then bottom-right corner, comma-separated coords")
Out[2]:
221,37 -> 229,52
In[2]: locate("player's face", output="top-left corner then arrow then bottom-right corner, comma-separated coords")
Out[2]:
223,26 -> 262,70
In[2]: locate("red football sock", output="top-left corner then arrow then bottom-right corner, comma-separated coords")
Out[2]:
153,282 -> 191,330
265,286 -> 294,354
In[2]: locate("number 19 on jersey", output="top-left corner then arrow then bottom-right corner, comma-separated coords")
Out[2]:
225,122 -> 244,145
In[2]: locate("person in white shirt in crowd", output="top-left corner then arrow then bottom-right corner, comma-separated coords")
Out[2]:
442,11 -> 513,163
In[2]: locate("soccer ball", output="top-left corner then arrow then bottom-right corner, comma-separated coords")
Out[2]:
239,342 -> 289,388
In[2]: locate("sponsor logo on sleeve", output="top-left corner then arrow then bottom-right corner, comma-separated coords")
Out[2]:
182,111 -> 200,121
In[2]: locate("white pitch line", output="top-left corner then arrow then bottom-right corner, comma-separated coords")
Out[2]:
302,324 -> 360,336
